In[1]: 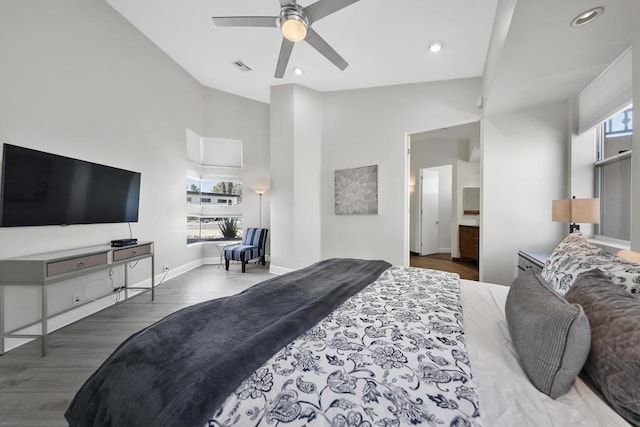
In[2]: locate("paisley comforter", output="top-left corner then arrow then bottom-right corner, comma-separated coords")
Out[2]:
208,267 -> 482,427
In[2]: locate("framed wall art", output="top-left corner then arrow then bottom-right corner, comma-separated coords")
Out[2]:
334,165 -> 378,215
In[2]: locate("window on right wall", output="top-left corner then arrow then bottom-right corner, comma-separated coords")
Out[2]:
594,104 -> 633,241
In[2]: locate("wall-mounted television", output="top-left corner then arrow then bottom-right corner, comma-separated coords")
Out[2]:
0,144 -> 141,227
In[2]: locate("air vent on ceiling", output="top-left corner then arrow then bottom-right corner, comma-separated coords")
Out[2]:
232,60 -> 252,72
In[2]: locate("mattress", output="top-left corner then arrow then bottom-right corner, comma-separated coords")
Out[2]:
460,279 -> 630,427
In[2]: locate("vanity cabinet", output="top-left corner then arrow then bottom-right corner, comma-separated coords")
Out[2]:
459,225 -> 479,262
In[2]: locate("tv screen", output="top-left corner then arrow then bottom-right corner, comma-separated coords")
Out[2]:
0,144 -> 141,227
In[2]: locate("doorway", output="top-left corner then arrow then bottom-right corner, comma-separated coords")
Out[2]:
407,121 -> 481,280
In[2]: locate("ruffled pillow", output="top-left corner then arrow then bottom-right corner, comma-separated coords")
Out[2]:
541,232 -> 611,295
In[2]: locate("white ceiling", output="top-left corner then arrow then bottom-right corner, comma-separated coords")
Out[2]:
104,0 -> 499,104
104,0 -> 640,112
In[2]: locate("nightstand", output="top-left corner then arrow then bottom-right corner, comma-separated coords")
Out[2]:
517,251 -> 551,275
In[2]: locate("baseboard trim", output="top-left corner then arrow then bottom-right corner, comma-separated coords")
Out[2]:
269,264 -> 293,275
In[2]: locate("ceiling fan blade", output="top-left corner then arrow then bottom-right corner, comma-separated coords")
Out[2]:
275,38 -> 295,78
304,0 -> 359,22
304,28 -> 348,70
212,16 -> 277,27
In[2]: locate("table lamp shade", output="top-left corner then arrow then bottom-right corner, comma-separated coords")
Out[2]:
552,197 -> 600,225
552,199 -> 571,222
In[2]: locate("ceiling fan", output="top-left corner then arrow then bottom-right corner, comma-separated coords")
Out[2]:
212,0 -> 360,78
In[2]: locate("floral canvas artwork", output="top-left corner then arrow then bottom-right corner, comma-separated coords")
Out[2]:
334,165 -> 378,215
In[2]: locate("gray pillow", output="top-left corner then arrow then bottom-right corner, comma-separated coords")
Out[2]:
565,269 -> 640,426
505,270 -> 591,398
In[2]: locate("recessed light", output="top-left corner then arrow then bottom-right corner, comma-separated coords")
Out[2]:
294,67 -> 303,76
571,7 -> 604,27
428,40 -> 445,53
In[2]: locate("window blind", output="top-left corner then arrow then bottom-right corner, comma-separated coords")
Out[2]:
578,46 -> 633,134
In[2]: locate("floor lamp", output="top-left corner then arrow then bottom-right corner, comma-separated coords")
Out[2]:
254,188 -> 267,228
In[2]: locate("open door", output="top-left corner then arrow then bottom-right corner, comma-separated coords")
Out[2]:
420,169 -> 439,255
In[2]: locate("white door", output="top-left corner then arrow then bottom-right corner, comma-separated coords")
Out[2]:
420,169 -> 439,255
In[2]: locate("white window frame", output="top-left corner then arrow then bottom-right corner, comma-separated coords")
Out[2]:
593,105 -> 632,242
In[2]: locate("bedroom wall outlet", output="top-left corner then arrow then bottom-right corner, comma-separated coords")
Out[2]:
72,294 -> 81,305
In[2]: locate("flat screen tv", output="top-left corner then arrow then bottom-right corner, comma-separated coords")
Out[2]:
0,144 -> 141,227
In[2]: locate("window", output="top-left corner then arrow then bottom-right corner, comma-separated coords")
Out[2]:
200,178 -> 243,205
594,105 -> 633,241
186,177 -> 242,206
187,215 -> 243,244
186,176 -> 243,244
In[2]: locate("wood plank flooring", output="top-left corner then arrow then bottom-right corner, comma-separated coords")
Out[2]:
410,253 -> 479,281
0,265 -> 272,427
0,257 -> 476,426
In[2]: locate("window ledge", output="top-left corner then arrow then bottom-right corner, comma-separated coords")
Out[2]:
586,236 -> 630,254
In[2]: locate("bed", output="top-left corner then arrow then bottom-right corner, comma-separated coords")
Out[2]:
65,235 -> 639,427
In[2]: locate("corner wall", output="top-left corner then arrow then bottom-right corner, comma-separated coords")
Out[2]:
269,85 -> 322,272
481,100 -> 568,284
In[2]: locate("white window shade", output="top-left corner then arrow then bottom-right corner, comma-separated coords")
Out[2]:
186,131 -> 243,168
201,138 -> 242,168
578,47 -> 632,134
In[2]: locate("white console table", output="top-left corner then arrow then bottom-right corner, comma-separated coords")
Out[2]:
0,241 -> 154,356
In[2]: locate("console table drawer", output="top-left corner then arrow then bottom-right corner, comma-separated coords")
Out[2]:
517,251 -> 550,276
113,244 -> 151,262
47,252 -> 109,277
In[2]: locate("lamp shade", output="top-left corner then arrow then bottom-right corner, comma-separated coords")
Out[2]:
552,198 -> 600,224
253,188 -> 268,196
570,198 -> 600,224
552,199 -> 571,222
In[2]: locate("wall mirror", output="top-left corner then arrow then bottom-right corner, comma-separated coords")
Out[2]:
462,187 -> 480,215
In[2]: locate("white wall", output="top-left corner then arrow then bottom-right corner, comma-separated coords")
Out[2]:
0,0 -> 269,344
632,31 -> 640,251
270,85 -> 323,272
481,101 -> 568,285
569,98 -> 597,240
321,79 -> 482,266
201,88 -> 271,262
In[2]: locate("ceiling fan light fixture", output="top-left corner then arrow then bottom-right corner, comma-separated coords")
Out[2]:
282,17 -> 307,42
278,6 -> 309,42
571,7 -> 604,27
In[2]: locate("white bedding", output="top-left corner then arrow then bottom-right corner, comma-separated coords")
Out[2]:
460,279 -> 630,427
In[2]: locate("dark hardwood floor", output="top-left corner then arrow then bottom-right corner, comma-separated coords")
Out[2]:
410,253 -> 479,281
0,265 -> 272,427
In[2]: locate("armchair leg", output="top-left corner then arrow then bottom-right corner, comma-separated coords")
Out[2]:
225,259 -> 229,271
241,261 -> 246,273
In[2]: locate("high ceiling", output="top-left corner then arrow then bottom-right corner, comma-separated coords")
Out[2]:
104,0 -> 640,113
104,0 -> 499,104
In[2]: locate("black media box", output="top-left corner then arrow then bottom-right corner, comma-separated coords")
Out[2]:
110,238 -> 138,247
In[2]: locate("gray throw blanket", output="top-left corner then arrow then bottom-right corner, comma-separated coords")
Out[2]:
65,258 -> 391,427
